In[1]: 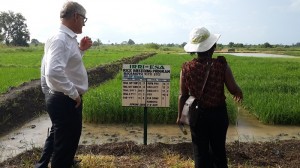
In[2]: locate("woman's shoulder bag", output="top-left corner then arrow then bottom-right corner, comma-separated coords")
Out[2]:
179,61 -> 213,126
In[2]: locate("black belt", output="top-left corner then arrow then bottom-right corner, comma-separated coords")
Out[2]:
49,90 -> 83,97
49,90 -> 65,96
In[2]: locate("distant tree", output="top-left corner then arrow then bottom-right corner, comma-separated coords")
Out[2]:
180,42 -> 187,47
0,30 -> 3,42
0,11 -> 30,46
145,43 -> 160,49
217,43 -> 223,50
263,42 -> 272,48
228,42 -> 234,48
128,39 -> 135,45
235,43 -> 244,48
166,43 -> 175,47
92,38 -> 102,46
121,41 -> 128,45
294,42 -> 300,47
31,38 -> 40,46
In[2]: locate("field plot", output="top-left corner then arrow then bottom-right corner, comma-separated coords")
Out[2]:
1,47 -> 300,167
0,46 -> 143,93
84,53 -> 300,125
219,54 -> 300,124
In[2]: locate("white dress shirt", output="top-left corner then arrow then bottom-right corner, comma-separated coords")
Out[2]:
41,24 -> 88,100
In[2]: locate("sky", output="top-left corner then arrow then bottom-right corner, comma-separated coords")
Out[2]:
1,0 -> 300,45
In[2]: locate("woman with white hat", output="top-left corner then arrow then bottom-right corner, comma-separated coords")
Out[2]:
177,27 -> 243,168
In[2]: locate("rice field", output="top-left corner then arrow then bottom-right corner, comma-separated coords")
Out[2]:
219,54 -> 300,124
83,53 -> 239,124
1,45 -> 300,124
0,45 -> 145,93
83,53 -> 300,125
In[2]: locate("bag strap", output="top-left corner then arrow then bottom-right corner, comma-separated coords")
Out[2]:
199,61 -> 213,98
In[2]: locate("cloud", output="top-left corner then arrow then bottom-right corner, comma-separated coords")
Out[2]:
178,0 -> 221,5
290,0 -> 300,11
86,0 -> 173,33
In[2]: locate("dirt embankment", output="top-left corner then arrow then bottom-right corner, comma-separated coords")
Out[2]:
1,140 -> 300,167
0,53 -> 156,136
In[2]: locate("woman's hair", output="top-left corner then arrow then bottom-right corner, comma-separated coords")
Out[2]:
189,43 -> 216,57
60,1 -> 86,19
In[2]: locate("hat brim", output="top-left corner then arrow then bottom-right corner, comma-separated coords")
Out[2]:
184,34 -> 221,52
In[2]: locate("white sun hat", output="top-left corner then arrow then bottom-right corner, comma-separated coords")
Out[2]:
184,27 -> 221,52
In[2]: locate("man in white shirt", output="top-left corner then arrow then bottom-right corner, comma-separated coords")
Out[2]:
35,1 -> 92,168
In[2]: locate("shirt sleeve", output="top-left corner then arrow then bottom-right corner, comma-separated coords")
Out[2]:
224,64 -> 243,97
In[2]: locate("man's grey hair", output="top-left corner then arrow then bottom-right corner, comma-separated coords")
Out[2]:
60,1 -> 86,19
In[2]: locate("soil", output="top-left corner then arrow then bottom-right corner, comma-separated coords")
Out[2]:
1,52 -> 300,167
0,140 -> 299,167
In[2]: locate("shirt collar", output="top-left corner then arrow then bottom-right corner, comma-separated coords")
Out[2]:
59,24 -> 77,39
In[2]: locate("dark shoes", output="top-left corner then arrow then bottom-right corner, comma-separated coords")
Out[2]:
72,157 -> 82,167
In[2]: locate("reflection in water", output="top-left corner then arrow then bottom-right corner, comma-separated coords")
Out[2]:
227,107 -> 300,142
1,110 -> 300,163
221,53 -> 297,58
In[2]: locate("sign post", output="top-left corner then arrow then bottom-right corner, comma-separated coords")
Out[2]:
122,64 -> 171,145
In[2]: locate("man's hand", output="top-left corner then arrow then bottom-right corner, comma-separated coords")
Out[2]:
79,36 -> 92,51
75,96 -> 81,108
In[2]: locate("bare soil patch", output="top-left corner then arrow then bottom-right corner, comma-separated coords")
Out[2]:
0,140 -> 299,167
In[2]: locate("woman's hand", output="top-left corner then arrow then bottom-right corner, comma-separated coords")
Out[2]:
233,91 -> 243,103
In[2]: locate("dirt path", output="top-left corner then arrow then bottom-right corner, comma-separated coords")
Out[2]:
1,139 -> 300,167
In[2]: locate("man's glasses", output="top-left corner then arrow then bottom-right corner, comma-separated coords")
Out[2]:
78,13 -> 88,23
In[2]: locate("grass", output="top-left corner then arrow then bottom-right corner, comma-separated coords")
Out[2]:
220,54 -> 300,124
0,45 -> 154,93
83,53 -> 239,124
1,45 -> 300,124
2,45 -> 300,167
83,52 -> 300,125
76,152 -> 195,168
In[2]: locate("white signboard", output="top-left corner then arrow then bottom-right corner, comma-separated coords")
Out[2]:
122,64 -> 170,107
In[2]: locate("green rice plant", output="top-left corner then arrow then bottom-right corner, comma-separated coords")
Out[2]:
82,49 -> 143,68
83,53 -> 239,124
0,67 -> 40,93
0,46 -> 146,94
219,54 -> 300,124
84,52 -> 300,125
83,73 -> 145,123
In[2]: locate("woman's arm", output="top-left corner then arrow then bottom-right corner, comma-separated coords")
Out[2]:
177,70 -> 189,124
224,65 -> 243,102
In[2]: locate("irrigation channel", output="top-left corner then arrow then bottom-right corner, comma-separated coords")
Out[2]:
0,53 -> 300,163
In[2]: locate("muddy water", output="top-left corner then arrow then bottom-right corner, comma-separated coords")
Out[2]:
228,107 -> 300,142
221,53 -> 298,58
1,110 -> 300,163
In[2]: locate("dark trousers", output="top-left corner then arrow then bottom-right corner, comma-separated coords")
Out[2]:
190,105 -> 229,168
35,93 -> 82,168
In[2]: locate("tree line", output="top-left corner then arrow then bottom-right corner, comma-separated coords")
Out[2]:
1,11 -> 300,48
0,11 -> 30,46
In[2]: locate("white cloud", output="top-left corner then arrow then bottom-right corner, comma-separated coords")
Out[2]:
83,0 -> 174,36
0,0 -> 299,44
178,0 -> 221,5
290,0 -> 300,11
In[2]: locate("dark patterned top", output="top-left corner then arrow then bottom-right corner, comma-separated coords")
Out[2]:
182,56 -> 228,108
